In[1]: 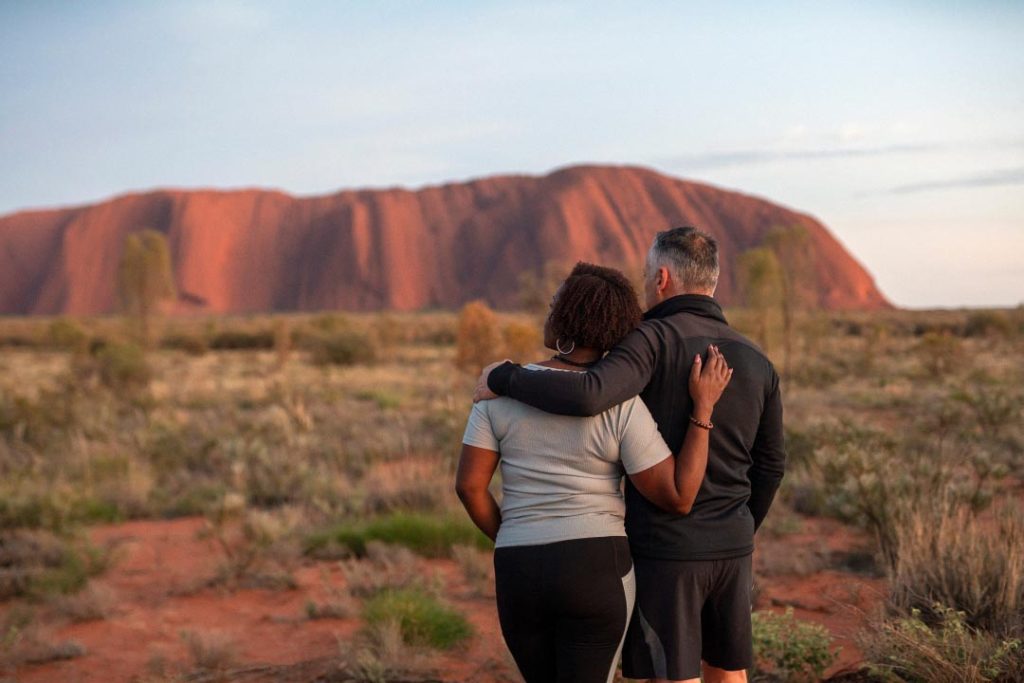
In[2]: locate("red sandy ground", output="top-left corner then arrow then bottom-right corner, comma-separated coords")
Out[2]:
9,516 -> 883,682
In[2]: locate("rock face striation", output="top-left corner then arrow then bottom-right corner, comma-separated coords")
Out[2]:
0,164 -> 889,315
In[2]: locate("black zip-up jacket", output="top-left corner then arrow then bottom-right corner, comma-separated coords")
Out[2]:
487,294 -> 786,560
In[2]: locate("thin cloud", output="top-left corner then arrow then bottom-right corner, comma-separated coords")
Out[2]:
664,143 -> 945,170
663,137 -> 1024,172
888,167 -> 1024,194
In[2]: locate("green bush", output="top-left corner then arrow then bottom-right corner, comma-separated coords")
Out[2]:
861,606 -> 1024,683
161,332 -> 209,356
0,531 -> 108,600
964,310 -> 1014,338
0,388 -> 75,448
47,318 -> 88,350
309,330 -> 377,367
208,330 -> 275,350
915,332 -> 963,375
363,588 -> 472,649
94,341 -> 151,390
304,513 -> 492,558
752,608 -> 838,682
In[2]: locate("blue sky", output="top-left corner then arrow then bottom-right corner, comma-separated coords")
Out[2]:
1,1 -> 1022,307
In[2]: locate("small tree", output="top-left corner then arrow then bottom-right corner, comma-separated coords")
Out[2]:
117,229 -> 176,346
517,261 -> 571,315
455,301 -> 503,374
501,321 -> 542,364
737,247 -> 785,354
764,225 -> 814,375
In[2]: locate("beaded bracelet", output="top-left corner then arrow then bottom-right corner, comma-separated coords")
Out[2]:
689,415 -> 714,430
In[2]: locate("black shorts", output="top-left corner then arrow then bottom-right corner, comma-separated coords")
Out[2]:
494,536 -> 636,683
621,553 -> 753,680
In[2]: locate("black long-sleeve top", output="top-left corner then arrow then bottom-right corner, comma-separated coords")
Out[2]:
487,294 -> 786,561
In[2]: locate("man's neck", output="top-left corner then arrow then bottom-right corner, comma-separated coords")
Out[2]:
651,289 -> 714,309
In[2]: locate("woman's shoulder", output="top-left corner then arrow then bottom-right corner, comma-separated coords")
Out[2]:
605,395 -> 654,424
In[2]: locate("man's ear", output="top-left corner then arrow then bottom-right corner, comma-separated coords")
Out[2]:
657,266 -> 671,293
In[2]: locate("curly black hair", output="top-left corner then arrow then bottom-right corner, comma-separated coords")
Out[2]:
547,262 -> 643,353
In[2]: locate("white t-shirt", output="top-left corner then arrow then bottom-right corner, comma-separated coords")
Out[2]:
462,364 -> 671,548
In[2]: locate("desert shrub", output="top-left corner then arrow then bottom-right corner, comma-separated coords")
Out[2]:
452,544 -> 495,597
501,320 -> 542,363
860,606 -> 1024,683
358,456 -> 450,515
305,564 -> 359,620
363,587 -> 472,649
145,421 -> 222,478
304,513 -> 492,559
94,341 -> 151,390
161,332 -> 208,356
47,318 -> 88,350
455,300 -> 502,374
0,605 -> 86,669
0,388 -> 76,449
238,438 -> 314,507
916,332 -> 963,375
180,630 -> 238,672
48,583 -> 115,623
783,423 -> 910,561
339,542 -> 428,597
954,387 -> 1022,437
202,501 -> 301,590
964,310 -> 1014,338
0,531 -> 108,600
309,313 -> 351,334
751,608 -> 838,682
208,329 -> 275,350
310,330 -> 377,367
782,420 -> 1005,568
352,618 -> 431,682
370,314 -> 408,349
0,492 -> 109,535
890,499 -> 1024,635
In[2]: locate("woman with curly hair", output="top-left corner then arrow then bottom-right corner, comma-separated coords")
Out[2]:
456,262 -> 732,683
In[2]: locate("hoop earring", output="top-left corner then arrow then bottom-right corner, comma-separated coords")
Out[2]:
556,338 -> 575,355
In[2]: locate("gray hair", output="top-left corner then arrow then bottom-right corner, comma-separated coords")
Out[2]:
648,226 -> 719,292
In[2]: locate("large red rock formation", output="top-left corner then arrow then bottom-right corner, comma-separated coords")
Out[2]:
0,165 -> 889,315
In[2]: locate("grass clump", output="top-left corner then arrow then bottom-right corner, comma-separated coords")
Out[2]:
861,605 -> 1023,683
304,513 -> 492,559
751,608 -> 838,682
891,500 -> 1024,635
363,587 -> 472,650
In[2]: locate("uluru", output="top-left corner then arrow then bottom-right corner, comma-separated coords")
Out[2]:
0,164 -> 889,315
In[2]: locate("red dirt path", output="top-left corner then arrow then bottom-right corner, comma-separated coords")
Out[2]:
8,515 -> 883,682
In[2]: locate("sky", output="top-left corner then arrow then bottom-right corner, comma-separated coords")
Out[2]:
1,1 -> 1022,308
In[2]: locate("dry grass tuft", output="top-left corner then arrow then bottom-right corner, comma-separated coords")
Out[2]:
181,629 -> 238,673
891,499 -> 1024,635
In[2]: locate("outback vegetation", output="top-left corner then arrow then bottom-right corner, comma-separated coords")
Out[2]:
0,270 -> 1022,680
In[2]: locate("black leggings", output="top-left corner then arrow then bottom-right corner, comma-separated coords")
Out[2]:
494,536 -> 636,683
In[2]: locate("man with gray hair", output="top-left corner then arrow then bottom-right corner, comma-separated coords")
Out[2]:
476,226 -> 786,683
